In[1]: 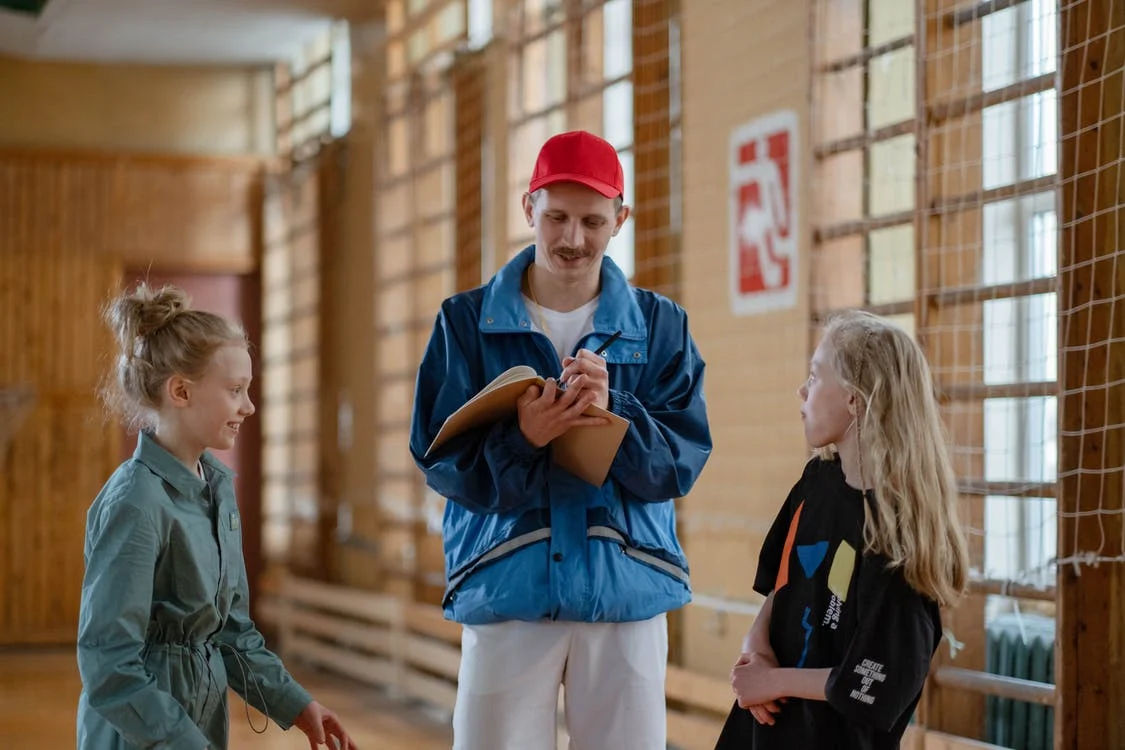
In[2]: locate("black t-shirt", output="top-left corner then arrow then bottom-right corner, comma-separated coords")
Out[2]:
714,457 -> 942,750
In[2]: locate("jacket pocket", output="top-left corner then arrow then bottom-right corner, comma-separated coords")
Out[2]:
442,527 -> 552,607
587,525 -> 690,586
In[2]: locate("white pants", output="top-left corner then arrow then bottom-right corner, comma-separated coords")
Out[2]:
452,614 -> 668,750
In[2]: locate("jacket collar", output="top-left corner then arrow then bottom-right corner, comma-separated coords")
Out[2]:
479,246 -> 648,362
133,430 -> 234,496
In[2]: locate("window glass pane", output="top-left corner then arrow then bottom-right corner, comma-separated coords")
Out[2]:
437,1 -> 465,45
522,30 -> 567,113
1026,292 -> 1057,382
607,150 -> 634,279
884,313 -> 915,340
468,0 -> 493,49
331,22 -> 352,139
603,81 -> 633,149
984,495 -> 1057,582
984,396 -> 1057,483
867,134 -> 914,215
867,46 -> 914,130
982,7 -> 1020,92
409,28 -> 428,64
1030,209 -> 1057,278
983,298 -> 1020,385
867,0 -> 913,46
982,294 -> 1057,385
981,194 -> 1057,284
867,223 -> 914,304
1024,89 -> 1057,180
983,101 -> 1018,190
982,198 -> 1019,284
1029,0 -> 1058,77
603,0 -> 632,79
581,8 -> 605,85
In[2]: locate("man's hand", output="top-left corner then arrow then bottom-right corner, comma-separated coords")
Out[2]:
517,377 -> 609,448
732,650 -> 785,724
293,700 -> 357,749
559,349 -> 611,411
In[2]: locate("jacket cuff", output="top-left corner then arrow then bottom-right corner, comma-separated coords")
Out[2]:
269,682 -> 314,729
497,417 -> 545,463
608,388 -> 642,421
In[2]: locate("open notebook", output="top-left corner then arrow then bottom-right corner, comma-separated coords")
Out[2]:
424,365 -> 631,487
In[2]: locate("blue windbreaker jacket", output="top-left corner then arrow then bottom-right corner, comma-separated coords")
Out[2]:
409,246 -> 712,624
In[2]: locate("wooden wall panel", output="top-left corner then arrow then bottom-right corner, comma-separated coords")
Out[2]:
0,149 -> 268,644
632,0 -> 676,298
1056,2 -> 1125,746
0,149 -> 265,272
0,250 -> 120,644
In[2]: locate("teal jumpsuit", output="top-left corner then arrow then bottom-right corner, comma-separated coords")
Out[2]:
76,431 -> 313,750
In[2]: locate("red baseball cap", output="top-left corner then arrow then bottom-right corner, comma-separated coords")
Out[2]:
528,130 -> 624,199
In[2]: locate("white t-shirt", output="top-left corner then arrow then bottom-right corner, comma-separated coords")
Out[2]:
522,294 -> 599,362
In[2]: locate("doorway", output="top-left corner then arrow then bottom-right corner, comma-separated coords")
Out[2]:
120,270 -> 264,610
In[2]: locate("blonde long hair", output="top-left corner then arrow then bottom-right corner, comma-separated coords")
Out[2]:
817,310 -> 969,607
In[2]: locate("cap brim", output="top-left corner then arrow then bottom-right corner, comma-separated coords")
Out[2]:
528,173 -> 621,199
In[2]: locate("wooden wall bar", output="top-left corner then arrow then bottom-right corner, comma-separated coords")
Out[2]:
919,2 -> 987,736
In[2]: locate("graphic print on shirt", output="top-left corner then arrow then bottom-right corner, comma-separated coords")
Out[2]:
773,501 -> 803,592
773,500 -> 857,665
847,658 -> 888,705
823,540 -> 856,631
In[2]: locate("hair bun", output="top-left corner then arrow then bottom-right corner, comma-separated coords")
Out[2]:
104,282 -> 192,354
135,285 -> 189,337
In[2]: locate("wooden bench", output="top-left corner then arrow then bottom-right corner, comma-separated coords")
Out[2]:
258,573 -> 731,749
258,574 -> 1000,750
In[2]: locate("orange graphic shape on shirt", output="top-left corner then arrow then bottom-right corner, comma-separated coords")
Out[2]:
774,500 -> 805,592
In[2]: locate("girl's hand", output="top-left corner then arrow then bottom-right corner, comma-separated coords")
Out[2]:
293,700 -> 357,749
731,651 -> 784,721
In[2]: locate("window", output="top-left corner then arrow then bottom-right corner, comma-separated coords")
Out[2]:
276,21 -> 352,161
506,0 -> 636,278
809,0 -> 918,338
811,0 -> 1063,735
979,0 -> 1058,593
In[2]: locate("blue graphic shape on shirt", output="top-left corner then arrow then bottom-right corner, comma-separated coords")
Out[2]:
797,606 -> 814,668
797,541 -> 829,579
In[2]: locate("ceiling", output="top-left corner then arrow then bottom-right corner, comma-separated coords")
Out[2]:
0,0 -> 381,66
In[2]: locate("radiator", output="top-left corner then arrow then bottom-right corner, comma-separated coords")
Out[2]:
985,613 -> 1055,750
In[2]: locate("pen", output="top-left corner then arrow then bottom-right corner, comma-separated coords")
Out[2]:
595,330 -> 624,357
558,330 -> 630,395
557,330 -> 625,394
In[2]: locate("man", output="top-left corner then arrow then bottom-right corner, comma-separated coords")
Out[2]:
410,130 -> 712,750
